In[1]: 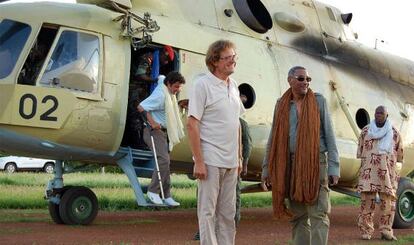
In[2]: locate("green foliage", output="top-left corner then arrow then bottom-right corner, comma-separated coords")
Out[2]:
330,193 -> 360,206
0,172 -> 359,211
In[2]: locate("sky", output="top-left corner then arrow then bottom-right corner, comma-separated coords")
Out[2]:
4,0 -> 414,61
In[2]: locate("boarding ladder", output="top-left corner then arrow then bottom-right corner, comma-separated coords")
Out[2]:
116,146 -> 167,207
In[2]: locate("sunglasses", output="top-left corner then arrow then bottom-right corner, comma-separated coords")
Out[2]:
294,76 -> 312,82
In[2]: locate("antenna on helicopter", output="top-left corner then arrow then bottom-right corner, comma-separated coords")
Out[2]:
374,38 -> 387,50
76,0 -> 160,49
109,1 -> 160,49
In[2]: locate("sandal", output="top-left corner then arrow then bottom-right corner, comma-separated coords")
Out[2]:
381,233 -> 397,241
361,234 -> 371,240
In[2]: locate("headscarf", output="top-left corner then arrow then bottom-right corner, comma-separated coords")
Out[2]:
367,119 -> 393,154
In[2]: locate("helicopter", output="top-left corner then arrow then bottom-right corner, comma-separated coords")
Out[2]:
0,0 -> 413,227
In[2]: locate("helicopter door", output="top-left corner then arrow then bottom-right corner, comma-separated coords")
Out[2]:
2,28 -> 103,130
314,3 -> 347,53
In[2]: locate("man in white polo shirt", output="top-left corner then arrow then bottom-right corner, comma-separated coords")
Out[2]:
187,40 -> 244,245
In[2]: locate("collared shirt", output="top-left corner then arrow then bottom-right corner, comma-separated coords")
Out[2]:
139,81 -> 166,127
262,93 -> 340,178
188,71 -> 245,168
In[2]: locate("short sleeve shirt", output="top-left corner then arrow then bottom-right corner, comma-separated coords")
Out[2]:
139,82 -> 166,127
188,71 -> 245,168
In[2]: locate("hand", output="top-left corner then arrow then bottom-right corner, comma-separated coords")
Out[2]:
193,162 -> 207,180
151,122 -> 161,130
260,176 -> 271,191
237,160 -> 243,175
241,160 -> 248,176
329,175 -> 339,186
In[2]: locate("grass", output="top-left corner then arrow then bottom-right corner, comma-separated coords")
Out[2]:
343,235 -> 414,245
0,172 -> 358,211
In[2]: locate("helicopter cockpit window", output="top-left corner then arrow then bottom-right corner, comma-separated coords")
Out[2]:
39,30 -> 100,93
18,26 -> 57,85
0,19 -> 31,79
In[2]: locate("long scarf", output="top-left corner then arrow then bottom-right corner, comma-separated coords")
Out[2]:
162,82 -> 185,151
268,88 -> 320,219
367,119 -> 393,154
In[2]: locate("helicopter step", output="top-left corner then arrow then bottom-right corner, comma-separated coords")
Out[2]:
118,146 -> 157,178
116,146 -> 169,208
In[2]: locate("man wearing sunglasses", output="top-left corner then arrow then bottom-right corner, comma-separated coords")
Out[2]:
261,66 -> 340,245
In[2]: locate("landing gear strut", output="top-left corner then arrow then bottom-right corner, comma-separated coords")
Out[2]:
46,160 -> 98,225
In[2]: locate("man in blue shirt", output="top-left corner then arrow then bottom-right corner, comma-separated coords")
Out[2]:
137,71 -> 185,206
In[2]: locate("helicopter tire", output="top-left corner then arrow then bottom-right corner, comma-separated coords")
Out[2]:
59,186 -> 98,225
393,177 -> 414,229
48,202 -> 63,224
48,186 -> 73,224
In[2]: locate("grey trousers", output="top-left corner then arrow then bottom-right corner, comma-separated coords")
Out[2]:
235,176 -> 241,226
289,154 -> 331,245
143,127 -> 171,198
198,165 -> 238,245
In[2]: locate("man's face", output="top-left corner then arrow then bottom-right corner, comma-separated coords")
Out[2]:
213,48 -> 237,77
375,107 -> 388,125
167,81 -> 183,95
288,69 -> 310,96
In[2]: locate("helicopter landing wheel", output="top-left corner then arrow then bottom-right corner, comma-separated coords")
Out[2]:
58,186 -> 98,225
393,178 -> 414,229
48,186 -> 73,224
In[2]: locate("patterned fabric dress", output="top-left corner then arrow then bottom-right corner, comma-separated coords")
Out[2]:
356,126 -> 403,198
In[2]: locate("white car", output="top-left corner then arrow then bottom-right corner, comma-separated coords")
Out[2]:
0,156 -> 55,174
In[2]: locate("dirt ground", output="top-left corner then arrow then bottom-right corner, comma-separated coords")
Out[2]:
0,205 -> 413,245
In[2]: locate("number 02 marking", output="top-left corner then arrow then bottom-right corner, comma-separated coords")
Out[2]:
19,94 -> 59,121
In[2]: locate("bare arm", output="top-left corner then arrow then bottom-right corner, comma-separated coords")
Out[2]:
238,124 -> 243,175
187,116 -> 207,179
356,130 -> 364,159
396,132 -> 404,163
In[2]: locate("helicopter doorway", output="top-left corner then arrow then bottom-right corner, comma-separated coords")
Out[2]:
121,44 -> 179,150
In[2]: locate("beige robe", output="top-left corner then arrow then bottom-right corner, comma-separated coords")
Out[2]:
357,126 -> 403,198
